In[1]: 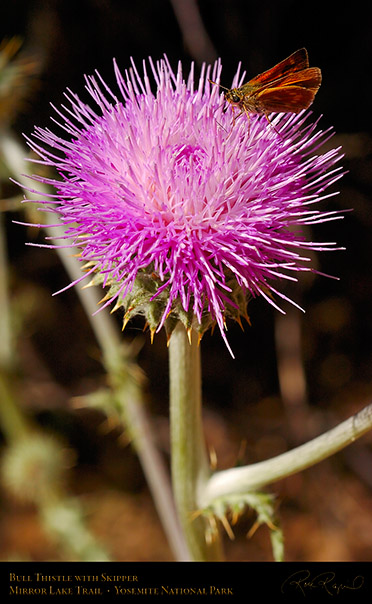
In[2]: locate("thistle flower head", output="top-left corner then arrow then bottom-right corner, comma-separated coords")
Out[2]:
24,56 -> 343,354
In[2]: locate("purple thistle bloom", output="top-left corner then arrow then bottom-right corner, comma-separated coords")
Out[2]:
23,56 -> 343,355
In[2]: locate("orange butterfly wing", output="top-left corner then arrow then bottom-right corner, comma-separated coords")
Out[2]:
259,67 -> 322,91
254,86 -> 317,113
247,48 -> 310,87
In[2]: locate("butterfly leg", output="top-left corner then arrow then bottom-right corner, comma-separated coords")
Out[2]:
230,106 -> 245,130
242,105 -> 251,136
263,111 -> 281,136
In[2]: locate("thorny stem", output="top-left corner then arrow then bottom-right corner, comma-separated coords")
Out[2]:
1,131 -> 111,560
169,323 -> 223,560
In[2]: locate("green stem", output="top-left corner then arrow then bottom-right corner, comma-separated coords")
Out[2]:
169,322 -> 223,560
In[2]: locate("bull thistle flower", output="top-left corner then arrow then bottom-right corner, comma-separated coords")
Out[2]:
18,55 -> 346,561
23,56 -> 343,355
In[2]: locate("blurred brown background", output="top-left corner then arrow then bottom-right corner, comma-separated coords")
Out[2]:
1,0 -> 372,561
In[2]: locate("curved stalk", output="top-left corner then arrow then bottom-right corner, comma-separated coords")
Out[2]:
201,402 -> 372,506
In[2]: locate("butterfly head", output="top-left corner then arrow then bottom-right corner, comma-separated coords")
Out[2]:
224,88 -> 243,106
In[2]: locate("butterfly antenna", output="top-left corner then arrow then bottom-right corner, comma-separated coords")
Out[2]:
208,79 -> 230,92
